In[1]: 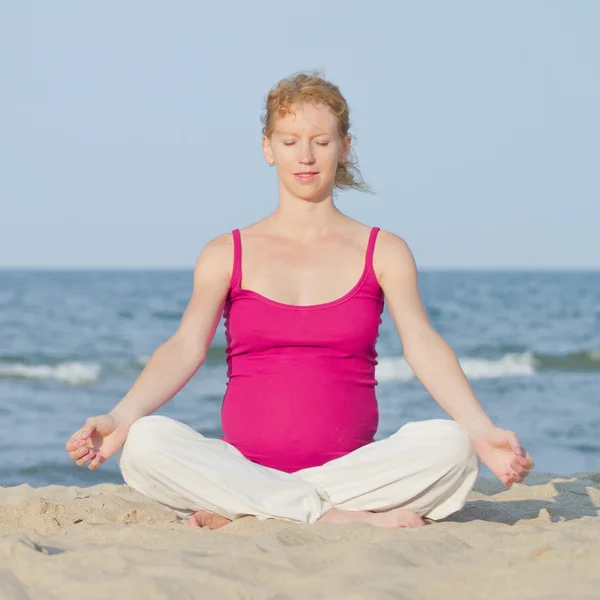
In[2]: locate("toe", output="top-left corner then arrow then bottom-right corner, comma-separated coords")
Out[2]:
410,517 -> 426,528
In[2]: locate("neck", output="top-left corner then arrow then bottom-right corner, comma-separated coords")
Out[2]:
268,189 -> 345,240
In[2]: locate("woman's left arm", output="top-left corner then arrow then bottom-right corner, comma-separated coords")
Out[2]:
375,231 -> 535,486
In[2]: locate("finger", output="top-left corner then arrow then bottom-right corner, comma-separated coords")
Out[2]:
511,457 -> 533,472
66,423 -> 94,450
79,418 -> 98,441
506,431 -> 525,457
76,452 -> 95,467
88,454 -> 104,470
515,455 -> 535,471
510,462 -> 527,476
66,436 -> 90,452
69,447 -> 91,461
65,434 -> 84,451
515,465 -> 531,477
505,469 -> 526,485
515,459 -> 534,472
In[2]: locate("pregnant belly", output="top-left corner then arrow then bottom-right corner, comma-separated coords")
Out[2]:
220,378 -> 379,472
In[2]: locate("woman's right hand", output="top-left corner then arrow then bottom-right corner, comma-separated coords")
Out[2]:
65,414 -> 130,470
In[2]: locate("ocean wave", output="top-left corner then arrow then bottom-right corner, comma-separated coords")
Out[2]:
134,355 -> 150,368
0,361 -> 101,385
2,348 -> 597,386
535,350 -> 600,372
376,349 -> 600,381
376,352 -> 538,382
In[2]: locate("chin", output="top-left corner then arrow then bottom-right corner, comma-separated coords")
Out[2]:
294,188 -> 328,202
285,180 -> 332,201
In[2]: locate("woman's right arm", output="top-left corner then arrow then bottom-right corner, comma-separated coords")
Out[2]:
65,233 -> 234,470
109,233 -> 234,427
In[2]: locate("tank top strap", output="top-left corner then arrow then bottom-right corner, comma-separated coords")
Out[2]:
230,229 -> 242,289
365,227 -> 380,276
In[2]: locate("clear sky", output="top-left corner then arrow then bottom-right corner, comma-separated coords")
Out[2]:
5,2 -> 599,269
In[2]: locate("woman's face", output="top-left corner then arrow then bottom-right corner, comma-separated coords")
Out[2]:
263,103 -> 350,200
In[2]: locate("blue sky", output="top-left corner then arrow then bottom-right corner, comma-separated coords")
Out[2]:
5,2 -> 599,269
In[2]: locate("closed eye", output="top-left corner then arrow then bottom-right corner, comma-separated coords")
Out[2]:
283,141 -> 330,146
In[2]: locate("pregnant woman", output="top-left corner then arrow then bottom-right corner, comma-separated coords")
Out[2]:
65,71 -> 534,529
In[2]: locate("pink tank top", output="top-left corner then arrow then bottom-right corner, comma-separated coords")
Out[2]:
220,227 -> 384,473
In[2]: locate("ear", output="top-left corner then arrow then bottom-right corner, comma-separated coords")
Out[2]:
340,134 -> 352,163
262,135 -> 273,165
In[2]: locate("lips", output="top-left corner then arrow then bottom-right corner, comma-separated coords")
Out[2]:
293,171 -> 319,182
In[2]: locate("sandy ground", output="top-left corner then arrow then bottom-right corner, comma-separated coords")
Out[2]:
1,472 -> 599,600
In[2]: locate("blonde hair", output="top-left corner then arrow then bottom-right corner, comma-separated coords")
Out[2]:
261,70 -> 373,194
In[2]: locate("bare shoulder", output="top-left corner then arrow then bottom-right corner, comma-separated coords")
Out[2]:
175,233 -> 234,348
336,217 -> 374,250
375,229 -> 413,254
373,229 -> 418,283
193,233 -> 234,284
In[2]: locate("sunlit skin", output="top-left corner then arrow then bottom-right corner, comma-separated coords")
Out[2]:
65,101 -> 534,531
262,102 -> 351,206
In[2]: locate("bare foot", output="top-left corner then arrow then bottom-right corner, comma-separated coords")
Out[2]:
187,509 -> 232,530
318,507 -> 425,529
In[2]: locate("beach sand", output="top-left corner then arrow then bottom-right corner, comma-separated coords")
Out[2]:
1,472 -> 599,600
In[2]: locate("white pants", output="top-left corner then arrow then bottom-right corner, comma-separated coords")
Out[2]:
117,415 -> 480,524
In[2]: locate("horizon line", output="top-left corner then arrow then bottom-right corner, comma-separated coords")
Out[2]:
1,265 -> 599,273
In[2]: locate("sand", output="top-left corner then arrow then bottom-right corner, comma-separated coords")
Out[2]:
0,472 -> 599,600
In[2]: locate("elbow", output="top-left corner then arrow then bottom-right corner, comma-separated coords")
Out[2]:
402,326 -> 445,365
163,334 -> 207,367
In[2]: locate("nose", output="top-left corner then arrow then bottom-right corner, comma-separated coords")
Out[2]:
297,140 -> 316,165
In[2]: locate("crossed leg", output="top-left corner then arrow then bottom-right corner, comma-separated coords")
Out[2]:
118,416 -> 480,530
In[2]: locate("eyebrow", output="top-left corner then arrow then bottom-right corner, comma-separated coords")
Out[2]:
275,131 -> 331,137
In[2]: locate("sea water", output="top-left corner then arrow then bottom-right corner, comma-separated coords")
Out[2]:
0,270 -> 598,488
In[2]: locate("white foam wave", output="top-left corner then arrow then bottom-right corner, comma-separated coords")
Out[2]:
0,361 -> 101,385
375,357 -> 416,382
376,352 -> 537,382
136,355 -> 150,367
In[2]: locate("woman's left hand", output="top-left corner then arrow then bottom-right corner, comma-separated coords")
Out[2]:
469,426 -> 535,488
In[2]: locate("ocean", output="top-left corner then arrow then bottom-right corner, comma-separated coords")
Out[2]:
1,269 -> 599,488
